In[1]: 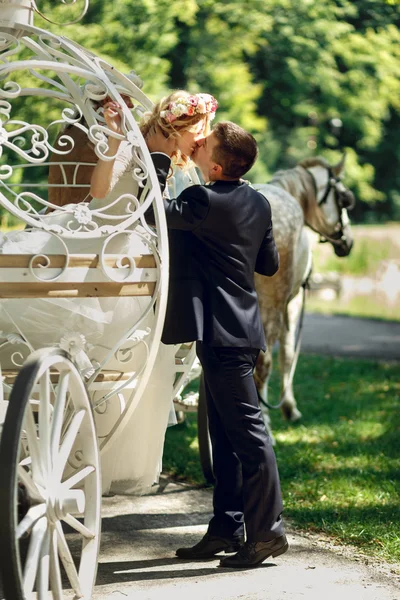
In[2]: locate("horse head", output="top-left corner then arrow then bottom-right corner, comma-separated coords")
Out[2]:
298,154 -> 355,257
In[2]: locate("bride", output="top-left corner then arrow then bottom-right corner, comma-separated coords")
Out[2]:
0,89 -> 218,494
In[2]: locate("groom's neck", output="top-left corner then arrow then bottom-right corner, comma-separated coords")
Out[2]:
207,174 -> 239,183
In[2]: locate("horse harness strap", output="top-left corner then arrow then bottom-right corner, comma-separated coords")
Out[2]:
318,167 -> 336,206
305,220 -> 347,247
300,166 -> 351,248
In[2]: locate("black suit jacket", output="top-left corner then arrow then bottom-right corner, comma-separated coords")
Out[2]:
151,154 -> 279,350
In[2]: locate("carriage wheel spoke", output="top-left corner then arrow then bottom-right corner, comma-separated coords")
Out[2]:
60,403 -> 75,442
51,371 -> 70,457
39,370 -> 52,476
24,405 -> 44,485
37,525 -> 51,600
49,526 -> 63,600
18,465 -> 44,503
55,521 -> 82,595
55,409 -> 86,479
62,465 -> 95,490
16,503 -> 47,539
63,514 -> 95,539
23,516 -> 48,596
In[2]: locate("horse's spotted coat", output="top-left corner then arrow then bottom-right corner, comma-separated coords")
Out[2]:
251,157 -> 353,436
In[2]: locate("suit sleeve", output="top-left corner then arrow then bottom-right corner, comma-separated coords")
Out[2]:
149,152 -> 210,231
255,200 -> 280,276
150,152 -> 170,195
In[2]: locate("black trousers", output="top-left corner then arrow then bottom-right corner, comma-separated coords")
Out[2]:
196,342 -> 284,542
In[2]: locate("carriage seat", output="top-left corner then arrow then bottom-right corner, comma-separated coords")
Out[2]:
0,252 -> 157,298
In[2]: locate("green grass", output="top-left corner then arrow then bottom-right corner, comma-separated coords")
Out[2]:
163,355 -> 400,565
313,224 -> 399,277
307,297 -> 400,322
313,237 -> 394,276
308,224 -> 400,321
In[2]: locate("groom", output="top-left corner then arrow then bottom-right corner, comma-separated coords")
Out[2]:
147,121 -> 288,568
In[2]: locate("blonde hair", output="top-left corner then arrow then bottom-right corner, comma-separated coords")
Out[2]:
140,90 -> 213,168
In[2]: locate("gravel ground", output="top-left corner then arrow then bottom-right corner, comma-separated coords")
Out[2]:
1,480 -> 398,599
86,482 -> 400,600
88,480 -> 400,600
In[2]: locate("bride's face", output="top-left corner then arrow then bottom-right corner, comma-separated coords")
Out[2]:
175,119 -> 206,158
192,131 -> 221,182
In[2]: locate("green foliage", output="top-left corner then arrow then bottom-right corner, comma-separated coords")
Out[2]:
165,0 -> 400,220
313,233 -> 396,277
307,295 -> 400,322
37,0 -> 199,97
245,1 -> 400,219
163,356 -> 400,564
2,0 -> 400,221
309,224 -> 400,321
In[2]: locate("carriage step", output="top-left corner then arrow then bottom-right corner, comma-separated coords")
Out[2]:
175,356 -> 190,365
173,392 -> 199,412
174,345 -> 193,365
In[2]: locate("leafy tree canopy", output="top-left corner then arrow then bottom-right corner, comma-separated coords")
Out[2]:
4,0 -> 400,221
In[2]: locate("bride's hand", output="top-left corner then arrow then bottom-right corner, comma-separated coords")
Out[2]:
146,126 -> 177,157
103,101 -> 123,135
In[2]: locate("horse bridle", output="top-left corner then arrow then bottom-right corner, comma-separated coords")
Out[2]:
305,166 -> 355,247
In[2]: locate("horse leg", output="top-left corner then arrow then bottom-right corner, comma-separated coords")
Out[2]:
255,328 -> 280,444
255,346 -> 275,443
279,288 -> 304,422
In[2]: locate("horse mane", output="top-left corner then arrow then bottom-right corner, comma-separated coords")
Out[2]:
270,156 -> 331,232
297,156 -> 331,170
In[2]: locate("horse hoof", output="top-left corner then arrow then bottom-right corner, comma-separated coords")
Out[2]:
289,408 -> 302,422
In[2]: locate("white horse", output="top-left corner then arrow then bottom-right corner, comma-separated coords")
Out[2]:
253,154 -> 355,436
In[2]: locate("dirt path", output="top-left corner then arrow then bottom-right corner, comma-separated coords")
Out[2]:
2,481 -> 398,600
90,481 -> 399,600
302,313 -> 400,361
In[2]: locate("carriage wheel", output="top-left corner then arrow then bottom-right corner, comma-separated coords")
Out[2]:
197,372 -> 215,485
0,349 -> 101,600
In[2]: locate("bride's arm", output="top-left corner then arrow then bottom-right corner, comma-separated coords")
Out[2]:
90,138 -> 123,199
90,101 -> 128,199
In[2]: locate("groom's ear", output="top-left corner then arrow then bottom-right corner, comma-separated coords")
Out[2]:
212,163 -> 223,177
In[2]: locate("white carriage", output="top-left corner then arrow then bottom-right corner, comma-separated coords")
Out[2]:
0,2 -> 199,598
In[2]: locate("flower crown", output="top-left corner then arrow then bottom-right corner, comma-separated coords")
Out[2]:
160,93 -> 218,124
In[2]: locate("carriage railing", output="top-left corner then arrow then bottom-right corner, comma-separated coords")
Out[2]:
0,15 -> 206,454
0,5 -> 201,599
0,29 -> 170,453
0,162 -> 200,448
2,161 -> 96,189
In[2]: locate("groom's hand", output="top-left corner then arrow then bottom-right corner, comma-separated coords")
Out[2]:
146,126 -> 176,157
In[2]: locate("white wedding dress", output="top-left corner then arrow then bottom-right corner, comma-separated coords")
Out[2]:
0,141 -> 179,495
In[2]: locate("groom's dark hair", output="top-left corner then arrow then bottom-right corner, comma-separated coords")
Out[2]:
212,121 -> 258,179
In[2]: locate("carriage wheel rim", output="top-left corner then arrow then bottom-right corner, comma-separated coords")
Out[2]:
0,349 -> 101,600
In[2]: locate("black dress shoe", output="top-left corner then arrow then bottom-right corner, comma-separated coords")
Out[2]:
176,533 -> 244,559
219,534 -> 289,568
